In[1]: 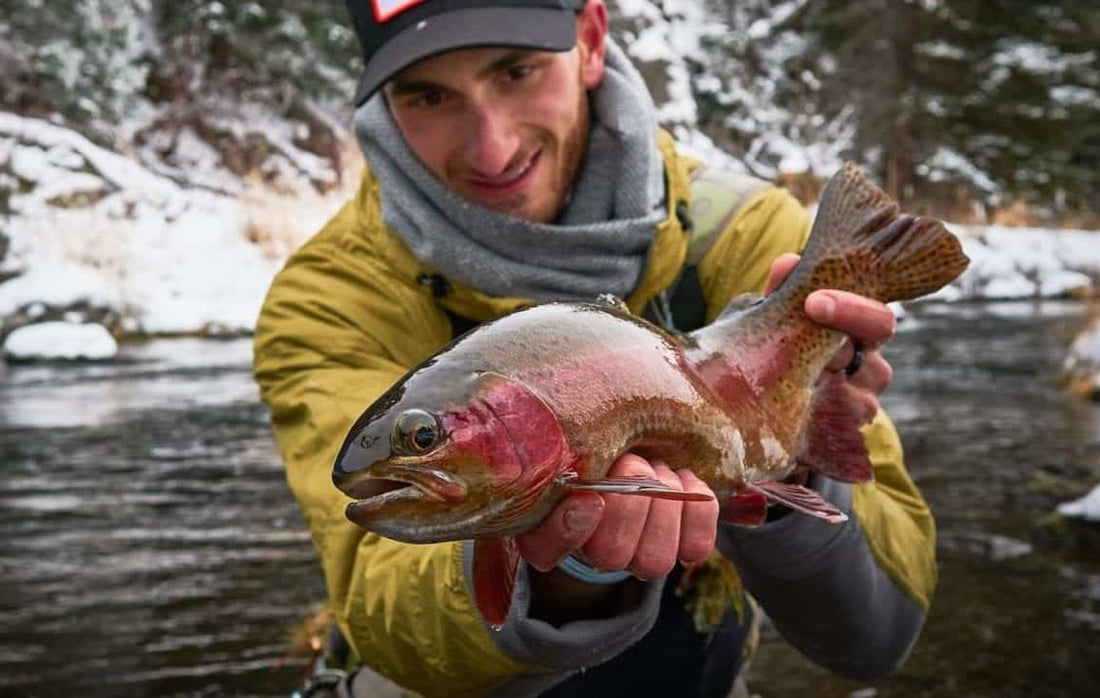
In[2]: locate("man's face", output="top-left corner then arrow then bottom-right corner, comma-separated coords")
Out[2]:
383,10 -> 607,223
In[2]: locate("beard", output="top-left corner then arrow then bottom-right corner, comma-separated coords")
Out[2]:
550,74 -> 592,223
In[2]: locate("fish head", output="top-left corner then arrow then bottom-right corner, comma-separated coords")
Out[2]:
333,367 -> 570,543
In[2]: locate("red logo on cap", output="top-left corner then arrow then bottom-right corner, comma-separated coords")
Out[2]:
373,0 -> 428,23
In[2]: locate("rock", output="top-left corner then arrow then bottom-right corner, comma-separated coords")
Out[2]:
2,321 -> 118,362
939,531 -> 1033,560
1058,484 -> 1100,522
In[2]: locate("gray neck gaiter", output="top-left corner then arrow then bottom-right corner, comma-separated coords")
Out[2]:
354,40 -> 666,302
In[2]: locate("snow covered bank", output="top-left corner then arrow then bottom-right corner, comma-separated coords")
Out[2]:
2,112 -> 1099,354
0,113 -> 352,339
944,226 -> 1100,302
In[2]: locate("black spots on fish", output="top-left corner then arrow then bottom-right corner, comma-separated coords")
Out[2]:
790,163 -> 968,306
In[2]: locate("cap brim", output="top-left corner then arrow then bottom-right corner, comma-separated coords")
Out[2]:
354,6 -> 578,106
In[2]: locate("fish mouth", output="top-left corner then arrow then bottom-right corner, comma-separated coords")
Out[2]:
340,465 -> 467,515
344,476 -> 425,517
346,477 -> 419,501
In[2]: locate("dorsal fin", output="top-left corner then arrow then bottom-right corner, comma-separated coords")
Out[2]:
713,291 -> 764,322
593,293 -> 631,314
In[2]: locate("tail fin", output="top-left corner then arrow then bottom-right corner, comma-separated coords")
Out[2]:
788,162 -> 969,305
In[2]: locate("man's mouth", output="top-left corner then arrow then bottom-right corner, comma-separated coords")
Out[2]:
465,149 -> 541,197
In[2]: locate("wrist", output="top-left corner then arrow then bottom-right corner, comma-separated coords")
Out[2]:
556,555 -> 632,585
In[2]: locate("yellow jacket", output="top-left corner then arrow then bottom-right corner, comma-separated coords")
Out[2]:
253,131 -> 937,695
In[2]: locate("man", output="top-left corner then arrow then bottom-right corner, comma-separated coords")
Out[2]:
253,1 -> 937,695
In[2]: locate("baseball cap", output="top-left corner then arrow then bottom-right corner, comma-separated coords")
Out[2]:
346,0 -> 588,106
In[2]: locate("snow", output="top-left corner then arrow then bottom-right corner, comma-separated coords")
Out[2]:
1,112 -> 350,337
918,148 -> 1001,196
1058,485 -> 1100,523
3,321 -> 118,361
943,225 -> 1100,301
1,20 -> 1098,363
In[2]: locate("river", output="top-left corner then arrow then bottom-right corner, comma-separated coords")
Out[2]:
1,303 -> 1097,697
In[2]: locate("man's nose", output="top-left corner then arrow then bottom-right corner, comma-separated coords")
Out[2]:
464,105 -> 520,178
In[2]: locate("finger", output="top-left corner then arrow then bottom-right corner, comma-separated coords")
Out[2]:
805,290 -> 897,347
629,463 -> 684,580
838,383 -> 880,424
581,454 -> 654,572
824,339 -> 859,373
675,470 -> 719,564
516,492 -> 604,572
764,253 -> 801,295
846,350 -> 893,395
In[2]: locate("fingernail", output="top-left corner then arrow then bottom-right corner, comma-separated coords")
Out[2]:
810,294 -> 836,322
563,505 -> 600,534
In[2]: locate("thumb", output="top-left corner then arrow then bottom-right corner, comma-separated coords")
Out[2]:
562,497 -> 604,537
516,493 -> 604,571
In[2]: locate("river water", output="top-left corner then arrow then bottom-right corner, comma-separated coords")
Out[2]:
1,304 -> 1097,697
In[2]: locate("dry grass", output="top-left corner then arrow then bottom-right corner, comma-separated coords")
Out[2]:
778,170 -> 1099,230
238,138 -> 363,260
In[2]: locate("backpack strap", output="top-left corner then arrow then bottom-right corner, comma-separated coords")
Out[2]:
648,166 -> 772,333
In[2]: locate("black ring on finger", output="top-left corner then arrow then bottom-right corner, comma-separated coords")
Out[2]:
844,344 -> 864,377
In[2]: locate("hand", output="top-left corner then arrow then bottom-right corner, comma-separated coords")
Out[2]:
517,453 -> 719,581
765,253 -> 896,423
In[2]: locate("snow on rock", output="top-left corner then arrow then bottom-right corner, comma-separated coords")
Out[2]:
3,321 -> 118,362
0,259 -> 120,319
1057,484 -> 1100,523
938,225 -> 1099,302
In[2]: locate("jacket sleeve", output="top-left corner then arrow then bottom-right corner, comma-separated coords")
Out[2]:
253,206 -> 668,696
252,211 -> 527,694
702,186 -> 937,679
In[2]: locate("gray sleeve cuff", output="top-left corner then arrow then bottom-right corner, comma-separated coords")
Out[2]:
462,541 -> 664,695
717,477 -> 927,679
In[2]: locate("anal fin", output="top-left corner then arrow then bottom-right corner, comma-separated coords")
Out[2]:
473,537 -> 520,630
749,480 -> 848,524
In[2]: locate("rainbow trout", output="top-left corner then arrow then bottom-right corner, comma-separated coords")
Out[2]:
332,163 -> 969,627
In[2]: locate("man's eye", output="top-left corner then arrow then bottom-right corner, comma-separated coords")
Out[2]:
505,64 -> 534,82
414,90 -> 446,108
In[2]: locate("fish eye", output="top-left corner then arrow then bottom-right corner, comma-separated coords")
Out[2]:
393,409 -> 442,454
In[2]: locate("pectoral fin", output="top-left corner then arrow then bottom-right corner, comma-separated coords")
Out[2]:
562,475 -> 714,502
748,480 -> 848,524
472,537 -> 520,630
